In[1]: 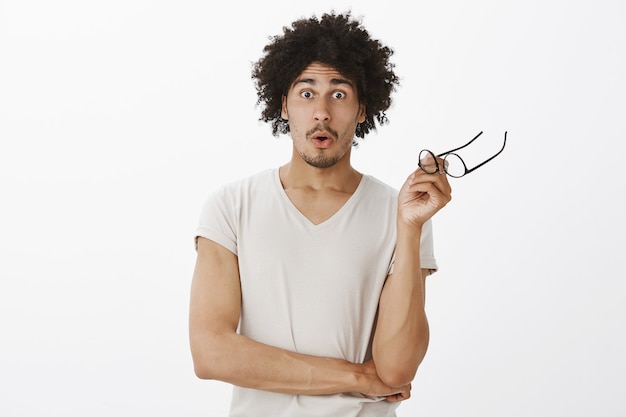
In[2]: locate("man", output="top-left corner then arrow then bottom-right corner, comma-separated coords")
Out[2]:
189,11 -> 452,417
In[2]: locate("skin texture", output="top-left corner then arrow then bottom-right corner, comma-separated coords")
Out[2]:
189,62 -> 452,401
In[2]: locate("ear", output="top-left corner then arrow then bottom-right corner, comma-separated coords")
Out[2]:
357,103 -> 366,124
281,95 -> 288,120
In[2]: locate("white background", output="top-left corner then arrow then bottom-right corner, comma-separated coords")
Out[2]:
1,0 -> 625,415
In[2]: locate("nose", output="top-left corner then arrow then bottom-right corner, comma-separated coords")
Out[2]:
313,99 -> 331,122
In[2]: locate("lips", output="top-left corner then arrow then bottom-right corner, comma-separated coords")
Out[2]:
311,131 -> 333,141
310,131 -> 334,149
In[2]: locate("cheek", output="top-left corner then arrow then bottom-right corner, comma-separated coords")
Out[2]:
289,121 -> 305,140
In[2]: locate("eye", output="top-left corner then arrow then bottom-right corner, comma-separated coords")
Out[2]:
332,91 -> 346,99
300,90 -> 314,99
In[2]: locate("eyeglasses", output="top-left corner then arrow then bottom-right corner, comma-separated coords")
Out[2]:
418,131 -> 507,178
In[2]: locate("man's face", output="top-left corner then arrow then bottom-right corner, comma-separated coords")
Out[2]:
281,62 -> 366,169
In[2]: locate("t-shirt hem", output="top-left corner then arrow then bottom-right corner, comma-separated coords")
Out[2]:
195,227 -> 237,255
421,256 -> 439,273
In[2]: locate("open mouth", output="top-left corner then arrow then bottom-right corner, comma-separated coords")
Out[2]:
311,131 -> 334,141
310,132 -> 334,149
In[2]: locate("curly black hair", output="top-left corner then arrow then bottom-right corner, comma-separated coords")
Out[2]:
252,11 -> 400,140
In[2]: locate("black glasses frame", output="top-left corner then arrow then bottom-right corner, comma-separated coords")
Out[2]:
419,131 -> 507,178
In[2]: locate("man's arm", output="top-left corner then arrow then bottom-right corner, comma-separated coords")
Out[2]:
189,237 -> 410,399
372,163 -> 452,387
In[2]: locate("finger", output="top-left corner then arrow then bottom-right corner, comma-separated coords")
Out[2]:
418,154 -> 448,175
409,169 -> 452,197
418,152 -> 438,173
385,388 -> 411,402
407,179 -> 452,203
439,157 -> 449,174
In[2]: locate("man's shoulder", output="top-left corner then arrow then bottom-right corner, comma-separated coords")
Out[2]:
216,168 -> 276,193
200,169 -> 277,211
361,174 -> 399,199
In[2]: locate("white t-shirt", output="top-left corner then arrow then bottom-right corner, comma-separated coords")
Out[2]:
195,168 -> 438,417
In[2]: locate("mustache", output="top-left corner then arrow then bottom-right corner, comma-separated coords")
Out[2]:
306,124 -> 338,140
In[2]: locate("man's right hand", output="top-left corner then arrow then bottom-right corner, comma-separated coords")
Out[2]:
359,360 -> 412,402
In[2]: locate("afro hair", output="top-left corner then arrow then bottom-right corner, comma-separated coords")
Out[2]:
251,11 -> 400,140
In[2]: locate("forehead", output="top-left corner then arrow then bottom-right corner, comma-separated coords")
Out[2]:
290,62 -> 355,88
298,62 -> 342,77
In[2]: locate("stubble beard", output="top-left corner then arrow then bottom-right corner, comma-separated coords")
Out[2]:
299,151 -> 342,169
297,124 -> 347,168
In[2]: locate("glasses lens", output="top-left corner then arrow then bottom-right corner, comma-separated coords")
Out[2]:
419,150 -> 439,174
443,153 -> 467,178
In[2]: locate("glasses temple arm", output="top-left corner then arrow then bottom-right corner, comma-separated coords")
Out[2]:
437,131 -> 484,157
464,131 -> 508,175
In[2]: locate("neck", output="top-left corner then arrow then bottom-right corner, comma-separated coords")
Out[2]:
280,147 -> 361,192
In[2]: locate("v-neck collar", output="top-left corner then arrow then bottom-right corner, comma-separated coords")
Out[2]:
272,168 -> 367,230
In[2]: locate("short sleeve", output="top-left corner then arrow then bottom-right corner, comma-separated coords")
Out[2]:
194,186 -> 238,255
387,219 -> 439,275
418,219 -> 438,272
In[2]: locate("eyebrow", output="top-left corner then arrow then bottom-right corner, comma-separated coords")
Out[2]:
292,77 -> 354,89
